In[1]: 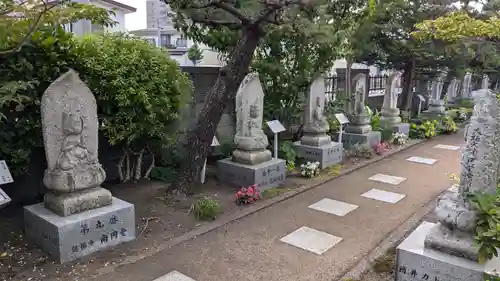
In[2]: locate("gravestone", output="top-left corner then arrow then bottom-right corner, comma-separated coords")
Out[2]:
446,78 -> 459,104
396,89 -> 500,281
294,75 -> 343,168
421,73 -> 447,119
336,73 -> 381,147
482,74 -> 490,90
461,72 -> 472,99
217,73 -> 286,190
380,72 -> 410,135
24,69 -> 136,264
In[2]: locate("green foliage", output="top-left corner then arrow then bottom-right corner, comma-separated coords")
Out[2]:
370,109 -> 381,131
72,33 -> 192,150
471,191 -> 500,264
325,96 -> 348,134
187,43 -> 203,65
409,120 -> 438,139
438,116 -> 458,134
346,143 -> 374,159
447,107 -> 471,123
150,166 -> 178,183
380,128 -> 394,142
278,141 -> 297,172
194,197 -> 221,220
261,187 -> 292,199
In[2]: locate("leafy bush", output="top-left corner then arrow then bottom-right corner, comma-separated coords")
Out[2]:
194,197 -> 220,220
448,107 -> 470,123
279,141 -> 297,172
72,33 -> 192,181
391,132 -> 408,146
370,110 -> 382,131
471,191 -> 500,264
346,143 -> 374,159
409,120 -> 438,139
438,116 -> 458,134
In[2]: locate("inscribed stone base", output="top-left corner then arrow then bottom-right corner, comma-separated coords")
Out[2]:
396,221 -> 500,281
44,187 -> 112,217
293,141 -> 343,169
24,198 -> 136,264
334,130 -> 381,148
388,123 -> 410,136
216,158 -> 286,191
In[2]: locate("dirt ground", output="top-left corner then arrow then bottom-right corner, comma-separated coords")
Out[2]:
0,142 -> 416,281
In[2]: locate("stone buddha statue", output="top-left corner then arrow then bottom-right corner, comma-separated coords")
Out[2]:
44,112 -> 106,193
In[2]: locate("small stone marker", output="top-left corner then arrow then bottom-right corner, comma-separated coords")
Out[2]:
0,160 -> 13,207
417,94 -> 426,116
266,120 -> 286,159
201,136 -> 220,184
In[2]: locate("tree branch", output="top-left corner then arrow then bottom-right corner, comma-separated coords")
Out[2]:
174,0 -> 250,25
0,0 -> 61,55
253,0 -> 304,26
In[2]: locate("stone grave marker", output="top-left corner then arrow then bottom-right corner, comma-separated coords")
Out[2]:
421,73 -> 447,119
380,71 -> 410,135
0,160 -> 13,208
24,69 -> 136,264
294,75 -> 343,169
396,88 -> 500,281
217,73 -> 286,190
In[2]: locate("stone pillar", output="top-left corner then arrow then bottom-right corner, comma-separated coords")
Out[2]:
217,73 -> 286,190
396,89 -> 500,281
293,76 -> 343,169
421,73 -> 447,120
461,72 -> 473,99
24,70 -> 136,264
380,71 -> 410,135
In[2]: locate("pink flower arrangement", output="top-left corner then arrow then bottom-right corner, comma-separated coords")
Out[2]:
235,185 -> 261,205
374,142 -> 390,155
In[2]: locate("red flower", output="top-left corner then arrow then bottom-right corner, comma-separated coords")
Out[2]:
241,187 -> 247,193
247,187 -> 253,193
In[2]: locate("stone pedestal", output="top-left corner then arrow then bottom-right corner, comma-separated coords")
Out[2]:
293,141 -> 343,169
421,99 -> 447,119
396,222 -> 500,281
217,158 -> 286,191
389,123 -> 410,135
44,187 -> 112,217
335,130 -> 381,148
380,107 -> 402,126
24,198 -> 136,264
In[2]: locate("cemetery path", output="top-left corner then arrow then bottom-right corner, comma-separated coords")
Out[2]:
91,133 -> 463,281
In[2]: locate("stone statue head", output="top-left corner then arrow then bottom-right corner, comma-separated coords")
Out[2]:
62,112 -> 83,135
249,103 -> 259,119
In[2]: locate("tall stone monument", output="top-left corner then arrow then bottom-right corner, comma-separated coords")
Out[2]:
421,73 -> 447,119
482,74 -> 490,90
445,77 -> 459,104
338,73 -> 381,147
461,72 -> 473,99
24,70 -> 135,264
380,72 -> 410,135
217,73 -> 286,190
396,89 -> 500,281
294,76 -> 343,168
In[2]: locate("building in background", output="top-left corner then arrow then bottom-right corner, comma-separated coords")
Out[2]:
133,0 -> 224,66
64,0 -> 136,36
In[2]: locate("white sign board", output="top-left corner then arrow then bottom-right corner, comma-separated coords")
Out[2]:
335,113 -> 350,124
0,160 -> 13,185
266,120 -> 286,133
417,94 -> 426,102
211,136 -> 220,147
0,188 -> 11,207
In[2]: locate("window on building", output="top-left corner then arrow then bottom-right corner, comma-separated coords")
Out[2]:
160,34 -> 171,47
176,35 -> 187,47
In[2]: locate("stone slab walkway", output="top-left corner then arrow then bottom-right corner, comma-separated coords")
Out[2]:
91,134 -> 463,281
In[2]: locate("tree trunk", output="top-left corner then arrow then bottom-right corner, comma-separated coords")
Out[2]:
400,57 -> 416,112
344,58 -> 353,113
167,28 -> 262,194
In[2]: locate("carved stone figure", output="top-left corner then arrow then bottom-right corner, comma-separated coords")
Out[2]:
41,69 -> 111,216
380,72 -> 402,126
345,73 -> 372,134
461,72 -> 472,98
300,76 -> 332,146
482,74 -> 490,89
424,89 -> 500,261
232,73 -> 272,165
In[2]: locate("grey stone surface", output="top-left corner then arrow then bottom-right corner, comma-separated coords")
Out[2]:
293,141 -> 343,169
396,222 -> 500,281
346,73 -> 374,135
232,73 -> 272,165
423,89 -> 500,262
482,74 -> 490,89
44,187 -> 112,217
390,123 -> 410,136
446,78 -> 459,102
216,158 -> 286,191
461,72 -> 472,99
24,197 -> 136,264
300,76 -> 332,147
0,187 -> 11,208
336,130 -> 382,148
41,69 -> 106,195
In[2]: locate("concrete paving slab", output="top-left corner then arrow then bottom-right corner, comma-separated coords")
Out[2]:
279,226 -> 343,255
361,189 -> 406,204
434,144 -> 460,151
153,271 -> 196,281
406,156 -> 438,165
308,198 -> 358,217
368,173 -> 407,185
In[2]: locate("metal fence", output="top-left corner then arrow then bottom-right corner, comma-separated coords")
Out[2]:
325,74 -> 391,101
